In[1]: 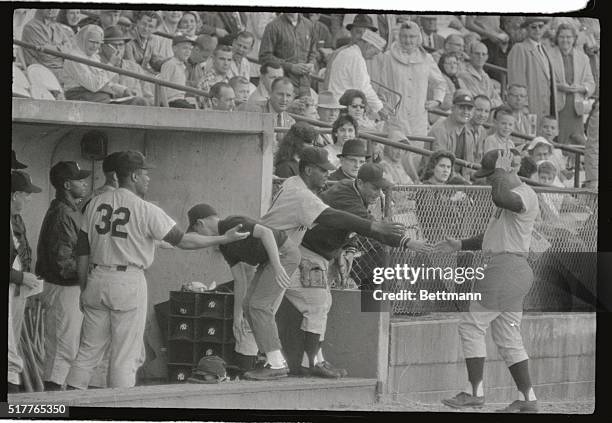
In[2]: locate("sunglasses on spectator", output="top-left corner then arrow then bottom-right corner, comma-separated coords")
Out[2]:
350,104 -> 366,109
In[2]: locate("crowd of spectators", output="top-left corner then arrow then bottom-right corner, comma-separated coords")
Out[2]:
13,9 -> 600,188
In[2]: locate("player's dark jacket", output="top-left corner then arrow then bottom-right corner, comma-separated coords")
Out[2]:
35,192 -> 81,286
302,179 -> 409,260
217,215 -> 287,267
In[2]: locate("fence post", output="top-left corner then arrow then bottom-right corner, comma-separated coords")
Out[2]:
574,152 -> 581,188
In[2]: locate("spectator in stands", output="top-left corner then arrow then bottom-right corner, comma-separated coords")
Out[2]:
537,160 -> 565,218
372,20 -> 446,175
525,136 -> 566,179
259,13 -> 317,97
508,16 -> 556,124
428,90 -> 477,181
158,11 -> 183,36
539,115 -> 559,143
100,26 -> 153,106
21,9 -> 73,83
328,139 -> 370,181
57,9 -> 82,34
327,24 -> 387,120
125,11 -> 172,75
419,15 -> 445,52
325,114 -> 359,168
471,95 -> 492,163
548,23 -> 595,146
160,35 -> 197,109
78,10 -> 121,30
185,34 -> 217,90
200,12 -> 247,43
288,96 -> 319,120
420,150 -> 469,185
583,99 -> 598,189
63,25 -> 147,105
457,41 -> 503,108
209,81 -> 235,112
338,89 -> 381,133
437,52 -> 465,113
483,106 -> 516,153
229,31 -> 254,79
317,91 -> 345,124
431,34 -> 469,65
177,11 -> 200,41
229,76 -> 251,107
305,13 -> 333,69
379,130 -> 414,185
465,16 -> 511,84
248,60 -> 284,105
199,45 -> 233,93
244,12 -> 276,78
504,84 -> 532,143
274,122 -> 318,178
518,155 -> 538,179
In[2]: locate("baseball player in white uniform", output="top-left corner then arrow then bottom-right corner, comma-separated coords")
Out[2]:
436,148 -> 540,413
65,151 -> 248,389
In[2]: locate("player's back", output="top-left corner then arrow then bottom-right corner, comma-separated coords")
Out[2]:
83,187 -> 175,269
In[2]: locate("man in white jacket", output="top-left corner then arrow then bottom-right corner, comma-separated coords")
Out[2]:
327,29 -> 387,120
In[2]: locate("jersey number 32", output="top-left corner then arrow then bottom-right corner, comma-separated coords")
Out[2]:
95,204 -> 131,239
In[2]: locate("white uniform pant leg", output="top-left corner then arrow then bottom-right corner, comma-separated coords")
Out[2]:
7,283 -> 25,385
41,283 -> 83,385
107,270 -> 148,388
490,311 -> 529,366
457,300 -> 501,359
65,269 -> 111,389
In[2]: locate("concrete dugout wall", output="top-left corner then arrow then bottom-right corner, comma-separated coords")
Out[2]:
12,98 -> 275,378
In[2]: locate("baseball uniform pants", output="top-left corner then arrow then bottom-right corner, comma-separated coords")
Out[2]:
243,238 -> 300,354
7,283 -> 26,385
458,254 -> 534,366
284,246 -> 332,340
231,263 -> 259,357
65,266 -> 147,389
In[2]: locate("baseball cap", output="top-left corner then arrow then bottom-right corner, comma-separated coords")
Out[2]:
357,163 -> 393,189
173,35 -> 196,46
50,161 -> 91,188
473,149 -> 505,178
187,203 -> 218,228
188,355 -> 227,384
115,151 -> 155,174
300,146 -> 336,171
102,151 -> 124,173
12,150 -> 27,169
453,90 -> 475,106
11,170 -> 42,193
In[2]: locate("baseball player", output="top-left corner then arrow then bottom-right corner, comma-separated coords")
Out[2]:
185,203 -> 294,374
80,151 -> 123,213
292,162 -> 432,378
65,151 -> 249,389
242,146 -> 407,380
436,148 -> 540,413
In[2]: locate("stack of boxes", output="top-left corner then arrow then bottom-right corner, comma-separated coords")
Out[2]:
166,290 -> 234,383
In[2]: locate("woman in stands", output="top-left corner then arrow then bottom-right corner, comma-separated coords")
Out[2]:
338,89 -> 382,133
324,114 -> 359,168
57,9 -> 82,35
63,25 -> 147,105
274,122 -> 318,178
177,11 -> 201,40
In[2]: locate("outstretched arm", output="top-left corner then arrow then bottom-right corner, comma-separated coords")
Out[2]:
167,224 -> 250,250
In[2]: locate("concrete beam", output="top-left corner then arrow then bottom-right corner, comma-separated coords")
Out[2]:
12,98 -> 272,134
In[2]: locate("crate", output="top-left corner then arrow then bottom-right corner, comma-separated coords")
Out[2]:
197,318 -> 234,343
168,315 -> 198,341
169,291 -> 234,318
195,341 -> 235,363
168,340 -> 197,364
167,363 -> 193,383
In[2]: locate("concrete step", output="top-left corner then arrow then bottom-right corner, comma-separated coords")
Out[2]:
8,377 -> 377,410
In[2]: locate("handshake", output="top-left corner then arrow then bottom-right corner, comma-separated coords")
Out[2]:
372,221 -> 463,253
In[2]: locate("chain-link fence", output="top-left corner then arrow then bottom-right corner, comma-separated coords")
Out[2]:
385,184 -> 598,315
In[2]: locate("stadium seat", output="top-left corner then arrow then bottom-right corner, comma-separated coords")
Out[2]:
27,64 -> 63,100
13,63 -> 31,98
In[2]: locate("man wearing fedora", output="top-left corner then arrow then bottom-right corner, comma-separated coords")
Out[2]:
159,35 -> 197,108
326,15 -> 387,121
316,91 -> 346,146
508,16 -> 557,125
328,139 -> 370,182
100,25 -> 152,106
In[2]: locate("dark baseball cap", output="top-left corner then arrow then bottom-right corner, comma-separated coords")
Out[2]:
453,90 -> 475,106
11,171 -> 42,193
50,161 -> 91,188
102,151 -> 124,173
300,146 -> 336,171
357,163 -> 393,189
473,149 -> 504,178
173,35 -> 196,46
115,151 -> 155,174
188,203 -> 218,228
12,150 -> 27,169
189,355 -> 227,383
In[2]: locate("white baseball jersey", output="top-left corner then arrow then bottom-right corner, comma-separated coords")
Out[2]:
82,187 -> 176,269
482,183 -> 539,254
261,176 -> 328,246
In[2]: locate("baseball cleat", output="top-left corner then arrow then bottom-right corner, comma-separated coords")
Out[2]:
300,361 -> 347,378
441,392 -> 485,408
243,364 -> 289,380
496,399 -> 539,413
